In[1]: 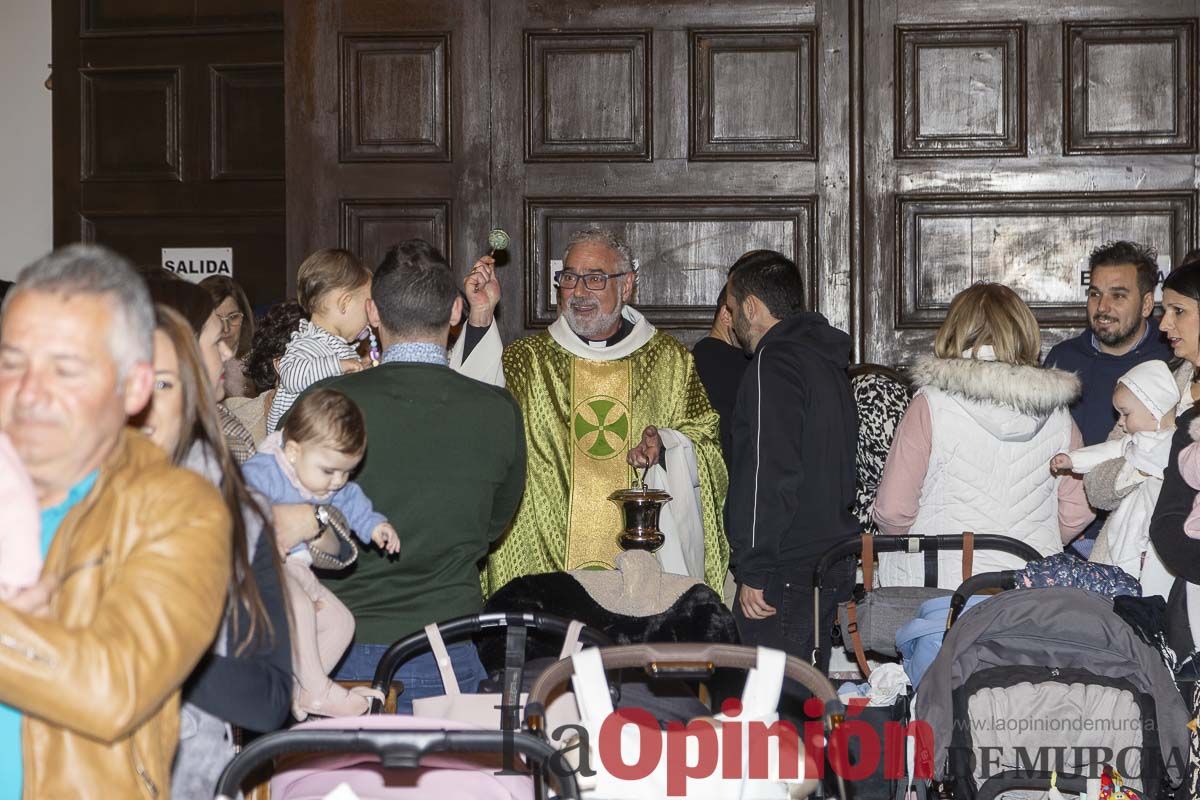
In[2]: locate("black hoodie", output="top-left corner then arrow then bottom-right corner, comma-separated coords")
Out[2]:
725,312 -> 859,599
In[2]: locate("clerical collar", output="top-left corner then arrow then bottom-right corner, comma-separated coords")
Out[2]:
576,315 -> 635,349
381,342 -> 448,366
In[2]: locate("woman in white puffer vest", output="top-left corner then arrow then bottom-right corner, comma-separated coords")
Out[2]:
872,282 -> 1095,588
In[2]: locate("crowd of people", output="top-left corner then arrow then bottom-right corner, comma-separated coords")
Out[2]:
0,229 -> 1198,797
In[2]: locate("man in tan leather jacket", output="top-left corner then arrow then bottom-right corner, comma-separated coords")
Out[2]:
0,245 -> 232,799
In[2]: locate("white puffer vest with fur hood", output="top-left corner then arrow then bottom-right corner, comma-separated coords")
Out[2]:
878,353 -> 1080,589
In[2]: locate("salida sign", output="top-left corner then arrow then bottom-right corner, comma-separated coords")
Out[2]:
161,247 -> 233,284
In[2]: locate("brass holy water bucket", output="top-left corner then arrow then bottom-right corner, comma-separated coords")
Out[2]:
608,480 -> 672,552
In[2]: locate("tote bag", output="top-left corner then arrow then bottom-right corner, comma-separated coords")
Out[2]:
565,645 -> 815,800
411,619 -> 585,733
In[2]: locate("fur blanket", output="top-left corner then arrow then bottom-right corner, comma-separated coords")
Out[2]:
479,572 -> 738,668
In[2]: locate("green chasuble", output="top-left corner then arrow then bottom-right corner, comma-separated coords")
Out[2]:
485,314 -> 729,595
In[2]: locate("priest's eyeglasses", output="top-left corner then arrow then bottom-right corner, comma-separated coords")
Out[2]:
554,270 -> 632,290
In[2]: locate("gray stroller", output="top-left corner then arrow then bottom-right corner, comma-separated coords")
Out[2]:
918,579 -> 1191,800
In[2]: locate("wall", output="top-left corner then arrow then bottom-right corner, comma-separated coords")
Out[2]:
0,0 -> 52,279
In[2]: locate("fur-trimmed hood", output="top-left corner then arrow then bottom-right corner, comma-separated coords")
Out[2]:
912,355 -> 1080,442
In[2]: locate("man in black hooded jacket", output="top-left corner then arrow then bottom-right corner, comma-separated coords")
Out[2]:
724,250 -> 858,666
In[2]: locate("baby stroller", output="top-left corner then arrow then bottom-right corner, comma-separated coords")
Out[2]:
917,573 -> 1192,800
228,612 -> 609,799
214,722 -> 580,799
812,534 -> 1044,800
524,642 -> 844,800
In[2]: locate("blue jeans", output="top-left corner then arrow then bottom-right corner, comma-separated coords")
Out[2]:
333,641 -> 488,715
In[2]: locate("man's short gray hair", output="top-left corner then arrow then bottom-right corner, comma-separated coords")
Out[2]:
3,244 -> 154,378
564,227 -> 636,274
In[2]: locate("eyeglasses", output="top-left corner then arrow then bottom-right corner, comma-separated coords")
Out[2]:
215,311 -> 244,335
554,270 -> 632,290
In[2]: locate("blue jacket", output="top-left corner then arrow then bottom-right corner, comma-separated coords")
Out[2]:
242,453 -> 386,544
1044,322 -> 1172,447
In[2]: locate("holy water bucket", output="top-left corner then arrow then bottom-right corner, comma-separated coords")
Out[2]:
608,484 -> 672,552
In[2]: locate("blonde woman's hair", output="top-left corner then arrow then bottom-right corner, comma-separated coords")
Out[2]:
296,248 -> 371,316
933,282 -> 1041,366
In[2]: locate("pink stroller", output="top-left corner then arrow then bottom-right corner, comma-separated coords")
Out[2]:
215,612 -> 605,799
214,715 -> 578,799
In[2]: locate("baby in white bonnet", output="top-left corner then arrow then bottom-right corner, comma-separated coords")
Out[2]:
1051,359 -> 1178,597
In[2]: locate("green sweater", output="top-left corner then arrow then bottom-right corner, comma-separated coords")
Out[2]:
303,362 -> 526,644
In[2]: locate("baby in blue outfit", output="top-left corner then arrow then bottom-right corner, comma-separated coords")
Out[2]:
243,388 -> 399,719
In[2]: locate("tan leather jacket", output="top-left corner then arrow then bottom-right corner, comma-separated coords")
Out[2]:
0,430 -> 231,799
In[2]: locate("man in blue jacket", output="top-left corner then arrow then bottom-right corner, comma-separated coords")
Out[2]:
723,250 -> 858,666
1044,240 -> 1171,554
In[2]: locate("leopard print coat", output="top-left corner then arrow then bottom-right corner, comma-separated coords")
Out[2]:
851,369 -> 912,535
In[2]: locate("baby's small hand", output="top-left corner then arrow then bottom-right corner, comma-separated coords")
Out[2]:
371,522 -> 400,555
1050,453 -> 1072,473
340,357 -> 365,374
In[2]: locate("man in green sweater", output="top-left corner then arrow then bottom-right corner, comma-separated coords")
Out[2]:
297,239 -> 526,710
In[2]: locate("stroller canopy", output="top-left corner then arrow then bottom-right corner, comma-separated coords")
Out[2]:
917,587 -> 1190,788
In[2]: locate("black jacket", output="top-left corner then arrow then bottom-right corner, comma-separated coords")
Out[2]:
184,527 -> 292,732
725,312 -> 858,599
691,336 -> 750,465
1149,406 -> 1200,657
1149,406 -> 1200,585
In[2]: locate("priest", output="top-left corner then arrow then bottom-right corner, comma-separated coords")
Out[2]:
451,227 -> 728,595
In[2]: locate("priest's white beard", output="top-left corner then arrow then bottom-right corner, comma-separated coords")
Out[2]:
562,297 -> 623,340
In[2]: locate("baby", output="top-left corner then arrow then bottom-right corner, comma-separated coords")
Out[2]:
268,248 -> 375,433
0,432 -> 40,600
243,388 -> 400,719
1050,359 -> 1179,598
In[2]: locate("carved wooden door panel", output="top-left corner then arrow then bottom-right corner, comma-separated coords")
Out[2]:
53,0 -> 286,305
860,0 -> 1198,364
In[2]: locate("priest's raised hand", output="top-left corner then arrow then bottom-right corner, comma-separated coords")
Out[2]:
465,255 -> 501,327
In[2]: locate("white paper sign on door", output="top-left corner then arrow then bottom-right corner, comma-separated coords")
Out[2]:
161,248 -> 233,284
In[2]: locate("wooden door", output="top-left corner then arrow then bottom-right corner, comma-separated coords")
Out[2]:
52,0 -> 285,306
285,0 -> 491,303
287,0 -> 853,347
859,0 -> 1198,364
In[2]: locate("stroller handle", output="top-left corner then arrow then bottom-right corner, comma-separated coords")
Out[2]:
975,770 -> 1088,800
947,570 -> 1020,628
525,643 -> 844,730
213,728 -> 581,799
370,612 -> 613,712
810,533 -> 1043,590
